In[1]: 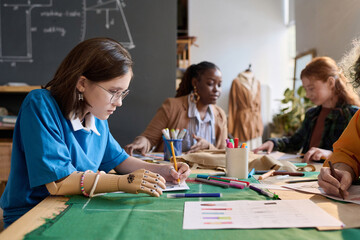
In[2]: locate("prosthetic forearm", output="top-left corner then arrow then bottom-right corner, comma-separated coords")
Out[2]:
46,169 -> 166,197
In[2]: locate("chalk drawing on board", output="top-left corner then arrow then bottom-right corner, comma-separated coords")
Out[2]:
0,0 -> 54,65
84,0 -> 135,49
0,0 -> 134,67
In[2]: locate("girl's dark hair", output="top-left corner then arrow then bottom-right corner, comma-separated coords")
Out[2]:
300,56 -> 360,106
44,37 -> 133,118
175,61 -> 219,97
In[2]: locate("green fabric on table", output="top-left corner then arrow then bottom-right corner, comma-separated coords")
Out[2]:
25,177 -> 359,240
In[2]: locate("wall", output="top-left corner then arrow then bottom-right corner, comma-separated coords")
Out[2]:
109,0 -> 177,146
0,0 -> 177,146
188,0 -> 291,140
295,0 -> 360,61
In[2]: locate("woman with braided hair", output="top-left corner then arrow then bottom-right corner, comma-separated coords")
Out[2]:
125,61 -> 227,155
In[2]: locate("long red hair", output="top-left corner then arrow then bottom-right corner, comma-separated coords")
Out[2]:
301,56 -> 360,106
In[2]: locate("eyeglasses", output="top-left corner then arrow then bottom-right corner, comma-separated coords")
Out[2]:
93,83 -> 130,104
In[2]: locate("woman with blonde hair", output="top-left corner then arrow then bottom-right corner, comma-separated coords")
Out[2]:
254,56 -> 360,163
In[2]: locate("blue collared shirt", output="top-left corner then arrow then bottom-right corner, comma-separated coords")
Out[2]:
0,89 -> 129,227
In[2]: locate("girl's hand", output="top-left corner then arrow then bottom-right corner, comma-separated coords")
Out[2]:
302,147 -> 332,163
253,141 -> 274,154
188,134 -> 211,153
166,162 -> 191,184
318,166 -> 352,199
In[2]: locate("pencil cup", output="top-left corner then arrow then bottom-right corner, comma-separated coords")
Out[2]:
226,148 -> 249,179
163,139 -> 182,161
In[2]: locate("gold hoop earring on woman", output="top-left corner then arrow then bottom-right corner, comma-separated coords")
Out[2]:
190,86 -> 200,103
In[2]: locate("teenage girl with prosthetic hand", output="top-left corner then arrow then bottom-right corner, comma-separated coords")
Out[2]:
318,53 -> 360,199
0,38 -> 190,228
253,57 -> 360,163
125,61 -> 227,155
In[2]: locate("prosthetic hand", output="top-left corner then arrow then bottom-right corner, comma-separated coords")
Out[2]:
117,169 -> 166,196
46,169 -> 166,197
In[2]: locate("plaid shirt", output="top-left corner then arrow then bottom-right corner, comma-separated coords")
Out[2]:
269,104 -> 359,153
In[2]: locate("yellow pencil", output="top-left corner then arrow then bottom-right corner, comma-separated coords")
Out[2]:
169,141 -> 180,184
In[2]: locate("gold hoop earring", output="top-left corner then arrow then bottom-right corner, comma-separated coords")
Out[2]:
191,86 -> 200,103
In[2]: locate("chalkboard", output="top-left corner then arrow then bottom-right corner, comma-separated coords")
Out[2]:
0,0 -> 177,146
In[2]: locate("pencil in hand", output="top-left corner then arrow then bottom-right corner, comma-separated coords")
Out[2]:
328,160 -> 345,200
169,141 -> 180,184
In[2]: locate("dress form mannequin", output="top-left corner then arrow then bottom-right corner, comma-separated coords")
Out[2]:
228,66 -> 263,149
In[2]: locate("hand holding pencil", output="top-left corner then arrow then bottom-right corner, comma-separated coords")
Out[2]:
167,141 -> 191,184
318,161 -> 355,200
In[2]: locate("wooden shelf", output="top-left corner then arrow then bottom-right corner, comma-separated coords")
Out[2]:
177,36 -> 197,69
0,85 -> 40,183
0,126 -> 15,130
0,85 -> 41,93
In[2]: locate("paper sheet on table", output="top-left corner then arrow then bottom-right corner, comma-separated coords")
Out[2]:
283,182 -> 360,204
183,199 -> 343,229
164,181 -> 190,191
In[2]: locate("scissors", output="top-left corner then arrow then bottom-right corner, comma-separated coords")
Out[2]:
296,164 -> 316,172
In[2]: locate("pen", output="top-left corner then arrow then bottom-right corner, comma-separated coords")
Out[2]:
272,172 -> 304,176
174,128 -> 179,138
208,176 -> 250,186
169,141 -> 180,184
248,168 -> 255,178
195,178 -> 230,188
165,128 -> 170,138
285,179 -> 318,183
161,129 -> 170,140
227,142 -> 234,148
196,173 -> 227,179
167,193 -> 222,198
258,170 -> 275,180
249,184 -> 280,200
208,179 -> 245,189
328,160 -> 345,200
255,170 -> 286,174
170,129 -> 177,139
233,138 -> 239,148
177,129 -> 187,139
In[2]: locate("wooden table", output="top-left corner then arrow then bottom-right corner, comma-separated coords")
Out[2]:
0,196 -> 68,240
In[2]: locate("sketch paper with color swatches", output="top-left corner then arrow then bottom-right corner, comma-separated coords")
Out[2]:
183,199 -> 343,229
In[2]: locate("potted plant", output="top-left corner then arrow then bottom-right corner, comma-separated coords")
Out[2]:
270,86 -> 313,137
